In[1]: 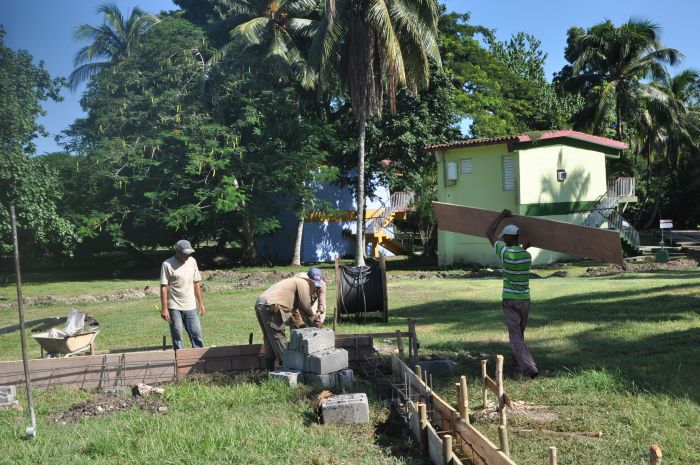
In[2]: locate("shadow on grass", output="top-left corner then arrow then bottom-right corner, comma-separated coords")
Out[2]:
391,281 -> 700,403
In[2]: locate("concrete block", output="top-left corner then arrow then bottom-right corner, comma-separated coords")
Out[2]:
305,373 -> 337,389
0,386 -> 16,404
322,393 -> 369,424
335,369 -> 354,390
281,349 -> 306,371
269,369 -> 304,387
306,348 -> 348,375
291,327 -> 336,355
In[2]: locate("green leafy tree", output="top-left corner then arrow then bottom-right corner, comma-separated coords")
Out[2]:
0,28 -> 75,255
311,0 -> 441,266
69,2 -> 158,89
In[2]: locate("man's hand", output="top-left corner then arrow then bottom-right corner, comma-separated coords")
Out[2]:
199,304 -> 206,317
502,209 -> 512,217
160,308 -> 170,322
522,241 -> 531,250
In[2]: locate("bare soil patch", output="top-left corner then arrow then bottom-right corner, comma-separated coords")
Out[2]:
52,391 -> 166,424
475,400 -> 559,423
584,258 -> 698,277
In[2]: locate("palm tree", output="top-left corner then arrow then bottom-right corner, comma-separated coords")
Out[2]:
69,3 -> 157,89
212,0 -> 319,89
565,18 -> 681,140
311,0 -> 441,265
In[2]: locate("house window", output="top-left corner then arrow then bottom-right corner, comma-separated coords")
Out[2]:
503,156 -> 515,191
461,158 -> 473,174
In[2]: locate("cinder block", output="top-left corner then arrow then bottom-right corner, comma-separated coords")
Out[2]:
306,348 -> 348,375
281,349 -> 306,371
269,369 -> 304,387
322,393 -> 369,424
335,369 -> 354,390
291,327 -> 336,355
0,386 -> 16,404
305,373 -> 337,389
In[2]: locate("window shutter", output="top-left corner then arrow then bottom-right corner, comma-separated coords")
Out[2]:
503,156 -> 515,191
460,158 -> 473,174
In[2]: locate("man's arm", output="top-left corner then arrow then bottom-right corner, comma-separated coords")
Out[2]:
194,282 -> 206,316
486,209 -> 512,245
160,285 -> 170,321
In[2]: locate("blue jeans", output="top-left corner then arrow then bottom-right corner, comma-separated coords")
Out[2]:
168,309 -> 204,349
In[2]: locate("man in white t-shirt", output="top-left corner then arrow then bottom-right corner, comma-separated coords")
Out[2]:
160,239 -> 206,349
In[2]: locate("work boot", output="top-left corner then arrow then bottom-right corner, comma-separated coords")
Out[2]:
523,365 -> 539,379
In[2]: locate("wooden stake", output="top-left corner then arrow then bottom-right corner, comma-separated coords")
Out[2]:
459,375 -> 469,424
549,446 -> 558,465
408,320 -> 418,366
418,402 -> 428,454
496,355 -> 506,426
415,365 -> 422,381
396,330 -> 404,360
333,257 -> 340,331
443,434 -> 453,464
481,359 -> 488,408
649,445 -> 662,465
498,425 -> 510,457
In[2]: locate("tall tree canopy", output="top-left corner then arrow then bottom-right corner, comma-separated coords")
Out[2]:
0,28 -> 75,255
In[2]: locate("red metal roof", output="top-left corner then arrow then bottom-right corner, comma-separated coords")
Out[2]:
424,130 -> 627,152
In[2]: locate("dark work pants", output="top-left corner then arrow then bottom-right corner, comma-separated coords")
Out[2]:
502,299 -> 536,373
255,304 -> 288,368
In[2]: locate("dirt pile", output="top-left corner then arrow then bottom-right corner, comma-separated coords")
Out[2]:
584,258 -> 698,277
0,286 -> 160,309
52,391 -> 166,424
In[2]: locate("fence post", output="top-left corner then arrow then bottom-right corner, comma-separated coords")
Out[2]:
649,445 -> 662,465
396,330 -> 404,360
408,320 -> 418,366
496,355 -> 506,426
458,375 -> 469,424
481,359 -> 488,408
549,446 -> 558,465
498,425 -> 510,457
418,402 -> 428,455
443,434 -> 453,464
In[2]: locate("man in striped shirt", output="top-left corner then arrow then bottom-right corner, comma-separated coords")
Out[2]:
486,210 -> 539,379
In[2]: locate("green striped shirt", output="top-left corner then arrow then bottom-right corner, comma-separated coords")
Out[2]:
494,241 -> 531,300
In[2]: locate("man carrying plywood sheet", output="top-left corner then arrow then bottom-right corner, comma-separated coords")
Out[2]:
486,209 -> 539,380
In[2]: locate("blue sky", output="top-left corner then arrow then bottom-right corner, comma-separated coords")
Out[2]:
4,0 -> 699,154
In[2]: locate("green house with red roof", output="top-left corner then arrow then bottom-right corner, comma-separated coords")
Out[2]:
425,130 -> 638,266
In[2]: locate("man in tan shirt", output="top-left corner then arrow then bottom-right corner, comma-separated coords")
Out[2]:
255,272 -> 323,369
292,267 -> 326,328
160,240 -> 206,349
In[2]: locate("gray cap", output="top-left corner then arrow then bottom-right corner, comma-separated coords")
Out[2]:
307,267 -> 323,287
175,239 -> 195,255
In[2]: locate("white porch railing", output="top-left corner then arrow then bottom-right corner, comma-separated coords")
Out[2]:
582,177 -> 640,249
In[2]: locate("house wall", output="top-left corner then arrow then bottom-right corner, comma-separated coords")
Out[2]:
436,143 -> 609,266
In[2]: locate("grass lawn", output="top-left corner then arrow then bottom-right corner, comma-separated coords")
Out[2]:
1,262 -> 699,464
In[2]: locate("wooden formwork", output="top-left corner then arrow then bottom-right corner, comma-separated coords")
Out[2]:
0,350 -> 176,390
392,355 -> 517,465
0,331 -> 388,389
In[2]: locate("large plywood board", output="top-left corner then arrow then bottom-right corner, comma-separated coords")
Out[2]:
432,201 -> 624,265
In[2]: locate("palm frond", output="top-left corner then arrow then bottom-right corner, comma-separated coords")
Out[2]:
230,17 -> 271,48
367,0 -> 406,84
68,62 -> 108,90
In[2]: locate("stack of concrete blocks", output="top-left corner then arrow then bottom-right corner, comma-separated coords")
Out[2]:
269,328 -> 353,389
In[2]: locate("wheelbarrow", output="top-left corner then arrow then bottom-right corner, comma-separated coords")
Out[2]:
32,328 -> 101,358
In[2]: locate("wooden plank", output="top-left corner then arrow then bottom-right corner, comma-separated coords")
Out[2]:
454,420 -> 518,465
432,201 -> 624,265
428,424 -> 446,465
380,254 -> 389,323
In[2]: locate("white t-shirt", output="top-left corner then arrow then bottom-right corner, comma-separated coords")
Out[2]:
160,256 -> 202,310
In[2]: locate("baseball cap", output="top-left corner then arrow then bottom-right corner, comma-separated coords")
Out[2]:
307,267 -> 323,287
174,239 -> 195,255
498,224 -> 520,237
